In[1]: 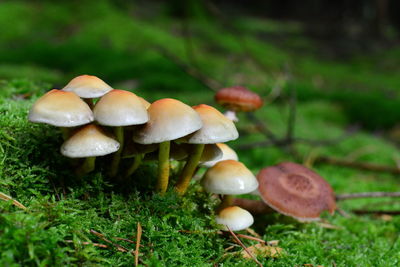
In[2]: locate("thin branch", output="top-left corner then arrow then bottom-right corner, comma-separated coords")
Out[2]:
226,226 -> 263,267
285,76 -> 296,143
0,192 -> 27,210
352,209 -> 400,215
135,222 -> 142,267
65,240 -> 108,249
337,192 -> 400,201
315,156 -> 400,175
245,112 -> 278,143
89,230 -> 129,253
156,47 -> 220,91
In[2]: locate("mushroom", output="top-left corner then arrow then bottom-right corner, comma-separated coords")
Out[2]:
61,124 -> 120,175
256,162 -> 336,221
28,89 -> 94,139
62,75 -> 113,107
201,160 -> 258,209
133,98 -> 202,194
215,206 -> 254,231
175,104 -> 238,194
93,89 -> 148,177
200,143 -> 238,168
214,86 -> 263,122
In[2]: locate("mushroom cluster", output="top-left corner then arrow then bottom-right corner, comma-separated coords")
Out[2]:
28,75 -> 240,195
29,77 -> 336,232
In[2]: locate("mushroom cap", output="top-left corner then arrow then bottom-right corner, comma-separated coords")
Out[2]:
93,89 -> 149,126
28,89 -> 94,127
62,75 -> 113,98
133,98 -> 203,144
257,162 -> 336,222
201,160 -> 258,195
61,124 -> 120,158
185,104 -> 238,144
216,206 -> 254,231
200,143 -> 238,168
138,96 -> 151,109
200,144 -> 223,163
215,86 -> 263,112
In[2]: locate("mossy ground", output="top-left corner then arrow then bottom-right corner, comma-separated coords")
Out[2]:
1,1 -> 400,266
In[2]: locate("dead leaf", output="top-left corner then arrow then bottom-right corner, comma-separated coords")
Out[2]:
241,243 -> 283,259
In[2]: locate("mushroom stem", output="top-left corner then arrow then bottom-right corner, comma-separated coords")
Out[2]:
84,98 -> 94,109
125,153 -> 144,178
157,141 -> 171,194
60,127 -> 72,140
224,110 -> 239,122
232,198 -> 275,215
109,126 -> 124,177
77,156 -> 96,176
175,144 -> 205,195
218,195 -> 234,210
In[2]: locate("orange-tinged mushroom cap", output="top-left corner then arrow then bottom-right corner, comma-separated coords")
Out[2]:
133,98 -> 202,144
257,162 -> 336,221
28,89 -> 94,127
62,75 -> 113,98
93,89 -> 148,126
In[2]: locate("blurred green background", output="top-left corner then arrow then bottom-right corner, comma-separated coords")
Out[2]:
2,0 -> 400,265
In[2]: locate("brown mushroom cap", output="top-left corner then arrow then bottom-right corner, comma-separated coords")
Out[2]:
28,89 -> 94,127
257,162 -> 336,221
215,86 -> 263,112
62,75 -> 113,98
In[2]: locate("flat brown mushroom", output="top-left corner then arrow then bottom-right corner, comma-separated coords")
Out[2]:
257,162 -> 336,221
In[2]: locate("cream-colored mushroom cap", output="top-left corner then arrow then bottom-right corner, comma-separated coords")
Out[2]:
216,206 -> 254,231
133,98 -> 202,144
186,104 -> 238,144
200,144 -> 222,163
28,89 -> 94,127
200,143 -> 238,168
93,89 -> 149,126
202,160 -> 258,195
62,75 -> 113,98
61,124 -> 120,158
138,97 -> 151,109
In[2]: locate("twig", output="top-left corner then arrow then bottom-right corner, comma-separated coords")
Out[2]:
0,192 -> 27,210
336,192 -> 400,201
156,47 -> 220,91
89,230 -> 129,252
352,210 -> 400,215
65,240 -> 108,248
114,237 -> 136,244
135,222 -> 142,267
226,226 -> 263,267
316,156 -> 400,175
245,112 -> 278,143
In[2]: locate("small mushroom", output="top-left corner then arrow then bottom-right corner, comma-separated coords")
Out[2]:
28,89 -> 94,139
200,143 -> 238,168
201,160 -> 258,209
61,124 -> 120,175
133,98 -> 202,194
257,162 -> 336,221
216,206 -> 254,231
215,86 -> 263,122
62,75 -> 113,107
175,104 -> 238,195
93,89 -> 148,177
